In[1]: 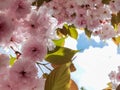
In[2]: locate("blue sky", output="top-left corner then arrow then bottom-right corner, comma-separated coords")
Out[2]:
76,33 -> 108,52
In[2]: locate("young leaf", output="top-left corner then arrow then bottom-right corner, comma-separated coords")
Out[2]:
103,82 -> 112,90
56,24 -> 78,40
112,36 -> 120,46
111,12 -> 120,30
45,63 -> 71,90
9,55 -> 16,66
53,38 -> 65,47
102,0 -> 111,4
84,27 -> 92,38
56,27 -> 68,38
33,0 -> 51,7
68,24 -> 78,40
45,46 -> 78,65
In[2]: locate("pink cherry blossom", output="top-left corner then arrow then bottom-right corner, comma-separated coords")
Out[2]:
9,0 -> 31,19
11,24 -> 30,44
0,12 -> 15,46
21,38 -> 47,62
23,11 -> 39,35
24,6 -> 57,40
97,6 -> 111,20
109,0 -> 118,13
98,24 -> 116,40
0,68 -> 12,90
114,0 -> 120,12
0,0 -> 13,10
45,0 -> 79,24
9,59 -> 38,89
108,71 -> 116,80
118,66 -> 120,72
75,0 -> 88,5
116,72 -> 120,82
31,78 -> 45,90
0,54 -> 9,73
88,0 -> 101,7
0,79 -> 13,90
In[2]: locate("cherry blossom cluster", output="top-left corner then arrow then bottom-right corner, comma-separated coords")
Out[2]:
108,66 -> 120,89
44,0 -> 120,40
0,0 -> 57,90
0,54 -> 45,90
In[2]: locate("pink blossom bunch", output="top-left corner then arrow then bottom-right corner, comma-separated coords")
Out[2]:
108,66 -> 120,89
0,57 -> 45,90
45,0 -> 80,24
44,0 -> 120,40
45,0 -> 112,30
93,24 -> 116,40
0,0 -> 57,89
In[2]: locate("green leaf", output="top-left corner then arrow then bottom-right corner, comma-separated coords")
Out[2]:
112,36 -> 120,46
102,0 -> 111,4
45,63 -> 71,90
111,12 -> 120,30
63,24 -> 69,30
53,38 -> 65,47
32,0 -> 51,7
117,12 -> 120,21
45,46 -> 78,65
84,27 -> 92,38
68,24 -> 78,40
56,24 -> 78,39
9,55 -> 16,66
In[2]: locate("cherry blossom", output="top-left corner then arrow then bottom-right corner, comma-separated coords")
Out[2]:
0,12 -> 15,46
116,72 -> 120,82
31,78 -> 45,90
9,0 -> 31,19
0,79 -> 13,90
97,24 -> 115,40
9,59 -> 38,89
114,0 -> 120,12
0,54 -> 9,73
0,0 -> 13,10
108,71 -> 116,80
21,38 -> 47,62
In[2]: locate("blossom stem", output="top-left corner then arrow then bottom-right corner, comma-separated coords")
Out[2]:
10,46 -> 21,59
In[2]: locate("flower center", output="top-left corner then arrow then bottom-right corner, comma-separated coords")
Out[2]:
32,47 -> 37,52
20,71 -> 26,76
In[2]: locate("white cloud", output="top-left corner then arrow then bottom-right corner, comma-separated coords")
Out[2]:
65,37 -> 120,90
